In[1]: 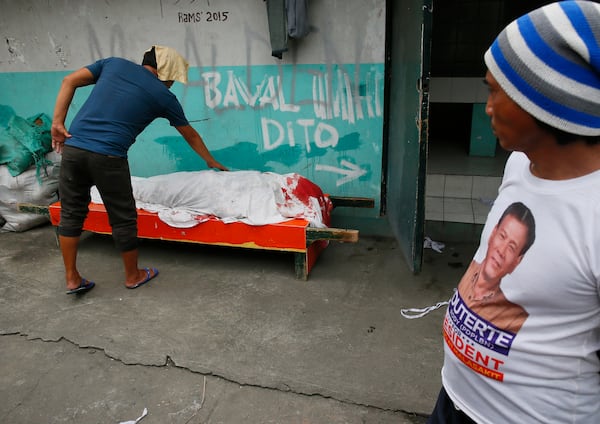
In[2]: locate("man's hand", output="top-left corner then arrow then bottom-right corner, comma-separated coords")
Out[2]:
51,123 -> 71,153
206,159 -> 229,171
50,67 -> 94,154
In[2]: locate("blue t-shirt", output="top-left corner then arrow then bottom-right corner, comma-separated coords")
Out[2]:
66,57 -> 189,157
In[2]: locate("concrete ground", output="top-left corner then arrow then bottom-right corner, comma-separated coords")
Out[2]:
0,223 -> 476,424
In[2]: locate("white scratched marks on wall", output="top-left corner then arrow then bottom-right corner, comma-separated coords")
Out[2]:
5,38 -> 25,64
312,69 -> 382,124
48,34 -> 69,67
0,0 -> 384,71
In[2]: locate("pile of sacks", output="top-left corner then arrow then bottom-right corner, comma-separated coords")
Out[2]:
0,105 -> 60,232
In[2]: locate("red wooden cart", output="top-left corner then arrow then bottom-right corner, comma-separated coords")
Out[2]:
37,196 -> 372,280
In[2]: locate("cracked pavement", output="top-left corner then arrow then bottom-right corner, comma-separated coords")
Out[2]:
0,224 -> 474,423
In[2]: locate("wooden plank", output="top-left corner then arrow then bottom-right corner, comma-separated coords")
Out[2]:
306,227 -> 358,243
329,196 -> 375,209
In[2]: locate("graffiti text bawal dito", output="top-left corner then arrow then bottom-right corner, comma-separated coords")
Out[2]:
200,69 -> 383,153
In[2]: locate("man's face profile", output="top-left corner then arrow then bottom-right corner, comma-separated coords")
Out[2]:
482,214 -> 529,284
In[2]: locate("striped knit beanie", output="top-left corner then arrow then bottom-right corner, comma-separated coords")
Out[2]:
484,1 -> 600,136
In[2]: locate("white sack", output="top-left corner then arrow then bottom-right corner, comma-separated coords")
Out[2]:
0,151 -> 60,232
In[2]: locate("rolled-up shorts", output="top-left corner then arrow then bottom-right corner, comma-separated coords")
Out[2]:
58,145 -> 138,252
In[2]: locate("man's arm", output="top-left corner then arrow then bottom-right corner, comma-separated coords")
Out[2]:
51,67 -> 95,153
176,125 -> 228,171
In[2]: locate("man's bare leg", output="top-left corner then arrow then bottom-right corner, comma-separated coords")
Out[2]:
121,248 -> 158,288
59,235 -> 84,291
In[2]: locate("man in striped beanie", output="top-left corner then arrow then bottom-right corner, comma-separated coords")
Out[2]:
427,2 -> 600,423
485,0 -> 600,140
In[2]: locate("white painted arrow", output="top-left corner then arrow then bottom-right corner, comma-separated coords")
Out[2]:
315,160 -> 367,186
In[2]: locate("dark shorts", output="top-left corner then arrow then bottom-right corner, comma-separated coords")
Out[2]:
58,145 -> 138,251
427,387 -> 476,424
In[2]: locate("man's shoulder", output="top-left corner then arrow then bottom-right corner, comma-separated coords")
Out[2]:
89,56 -> 141,70
102,57 -> 140,69
89,57 -> 147,79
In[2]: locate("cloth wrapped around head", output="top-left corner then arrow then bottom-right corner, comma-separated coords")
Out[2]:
484,1 -> 600,136
142,45 -> 189,85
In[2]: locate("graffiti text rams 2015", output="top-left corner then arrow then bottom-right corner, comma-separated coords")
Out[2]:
178,11 -> 229,23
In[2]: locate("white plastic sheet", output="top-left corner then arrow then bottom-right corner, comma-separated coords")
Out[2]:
91,170 -> 332,229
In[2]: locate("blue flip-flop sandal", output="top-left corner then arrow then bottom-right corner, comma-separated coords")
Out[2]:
127,267 -> 159,289
66,278 -> 95,295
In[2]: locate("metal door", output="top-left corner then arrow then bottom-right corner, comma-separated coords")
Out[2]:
384,0 -> 432,273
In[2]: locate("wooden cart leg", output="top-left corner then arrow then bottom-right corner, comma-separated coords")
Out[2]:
294,241 -> 329,280
294,252 -> 308,280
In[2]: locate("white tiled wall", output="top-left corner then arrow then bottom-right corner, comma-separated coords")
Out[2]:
425,174 -> 501,224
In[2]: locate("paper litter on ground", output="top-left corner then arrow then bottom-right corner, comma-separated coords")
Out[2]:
424,236 -> 445,253
118,407 -> 147,424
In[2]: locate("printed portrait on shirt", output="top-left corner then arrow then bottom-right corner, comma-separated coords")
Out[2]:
458,202 -> 536,333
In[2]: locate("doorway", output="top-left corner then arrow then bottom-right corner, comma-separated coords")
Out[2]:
426,0 -> 549,225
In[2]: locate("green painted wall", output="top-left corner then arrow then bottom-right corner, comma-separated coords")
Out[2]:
0,0 -> 391,232
0,62 -> 384,212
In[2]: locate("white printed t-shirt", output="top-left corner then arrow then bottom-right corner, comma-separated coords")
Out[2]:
441,152 -> 600,423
